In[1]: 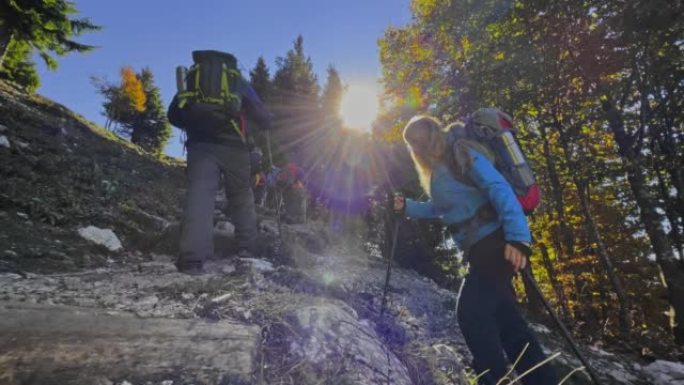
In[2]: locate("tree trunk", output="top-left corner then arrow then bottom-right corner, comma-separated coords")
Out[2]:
578,184 -> 631,336
539,243 -> 571,321
0,27 -> 12,70
653,157 -> 684,259
539,122 -> 584,316
554,117 -> 631,336
539,124 -> 575,257
604,100 -> 684,344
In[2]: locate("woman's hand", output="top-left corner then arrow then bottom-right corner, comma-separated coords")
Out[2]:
393,194 -> 405,212
504,243 -> 527,274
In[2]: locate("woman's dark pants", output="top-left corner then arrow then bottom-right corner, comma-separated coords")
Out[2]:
457,230 -> 558,385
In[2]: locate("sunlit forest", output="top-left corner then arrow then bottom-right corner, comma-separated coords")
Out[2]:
372,0 -> 684,355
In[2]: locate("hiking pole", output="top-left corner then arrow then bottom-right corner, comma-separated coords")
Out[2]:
379,193 -> 401,318
522,267 -> 603,385
265,130 -> 283,240
380,219 -> 400,318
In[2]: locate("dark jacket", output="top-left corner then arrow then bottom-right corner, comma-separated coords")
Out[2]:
168,77 -> 271,147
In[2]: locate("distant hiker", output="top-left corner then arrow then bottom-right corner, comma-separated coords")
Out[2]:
394,115 -> 557,385
250,147 -> 266,205
276,160 -> 307,224
253,171 -> 267,206
168,50 -> 271,274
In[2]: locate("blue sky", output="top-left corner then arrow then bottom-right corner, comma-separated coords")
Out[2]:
36,0 -> 412,157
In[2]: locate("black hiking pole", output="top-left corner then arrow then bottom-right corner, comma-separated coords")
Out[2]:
379,193 -> 401,318
265,130 -> 283,240
522,267 -> 603,385
379,220 -> 400,318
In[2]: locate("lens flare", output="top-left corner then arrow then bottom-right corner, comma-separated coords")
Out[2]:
340,83 -> 380,131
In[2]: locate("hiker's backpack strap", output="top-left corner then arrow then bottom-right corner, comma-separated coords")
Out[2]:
448,138 -> 495,186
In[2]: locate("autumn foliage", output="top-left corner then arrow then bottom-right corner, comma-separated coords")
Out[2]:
120,67 -> 146,113
377,0 -> 684,355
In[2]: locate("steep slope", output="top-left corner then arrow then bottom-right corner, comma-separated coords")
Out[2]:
0,80 -> 185,273
0,82 -> 681,385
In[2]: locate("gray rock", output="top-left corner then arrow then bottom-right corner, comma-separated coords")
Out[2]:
213,221 -> 235,238
77,226 -> 123,251
291,303 -> 413,385
0,135 -> 9,148
0,124 -> 7,132
238,258 -> 274,273
0,302 -> 260,385
642,360 -> 684,385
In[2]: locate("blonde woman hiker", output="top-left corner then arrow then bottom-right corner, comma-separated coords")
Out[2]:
394,115 -> 557,385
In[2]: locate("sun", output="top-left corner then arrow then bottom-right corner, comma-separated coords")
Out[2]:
340,82 -> 380,131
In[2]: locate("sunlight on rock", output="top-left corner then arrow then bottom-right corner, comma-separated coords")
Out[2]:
321,270 -> 336,285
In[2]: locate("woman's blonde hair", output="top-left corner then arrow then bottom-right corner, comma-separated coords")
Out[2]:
403,115 -> 447,197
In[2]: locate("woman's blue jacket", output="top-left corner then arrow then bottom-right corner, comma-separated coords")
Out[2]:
405,149 -> 531,249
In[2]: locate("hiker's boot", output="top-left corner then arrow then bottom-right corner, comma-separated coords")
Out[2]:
234,248 -> 254,274
175,259 -> 204,275
237,248 -> 254,259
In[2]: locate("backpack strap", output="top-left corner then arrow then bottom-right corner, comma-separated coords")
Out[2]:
447,138 -> 495,185
446,138 -> 499,255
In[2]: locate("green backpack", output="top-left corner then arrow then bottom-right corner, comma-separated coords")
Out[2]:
176,50 -> 244,139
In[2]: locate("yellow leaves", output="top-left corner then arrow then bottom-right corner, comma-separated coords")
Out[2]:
120,66 -> 146,112
461,36 -> 471,56
570,76 -> 584,91
411,35 -> 433,62
411,0 -> 448,20
494,51 -> 505,61
407,85 -> 424,109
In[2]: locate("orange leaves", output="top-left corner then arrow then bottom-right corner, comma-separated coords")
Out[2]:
120,66 -> 146,112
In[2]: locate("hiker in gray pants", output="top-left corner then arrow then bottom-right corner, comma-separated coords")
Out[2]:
180,143 -> 256,266
167,50 -> 272,274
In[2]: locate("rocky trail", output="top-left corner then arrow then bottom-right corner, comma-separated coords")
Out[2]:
2,218 -> 680,385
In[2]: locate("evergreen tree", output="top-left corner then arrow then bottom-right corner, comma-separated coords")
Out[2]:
271,35 -> 321,162
273,35 -> 319,102
250,56 -> 272,103
0,39 -> 39,91
129,68 -> 171,156
321,65 -> 344,128
93,67 -> 170,156
92,66 -> 146,133
0,0 -> 100,70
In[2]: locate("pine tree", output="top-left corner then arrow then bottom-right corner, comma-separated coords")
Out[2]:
93,67 -> 170,156
93,66 -> 146,133
250,56 -> 272,103
129,68 -> 171,156
0,0 -> 100,70
321,65 -> 344,128
273,35 -> 319,101
0,39 -> 39,91
272,35 -> 321,162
